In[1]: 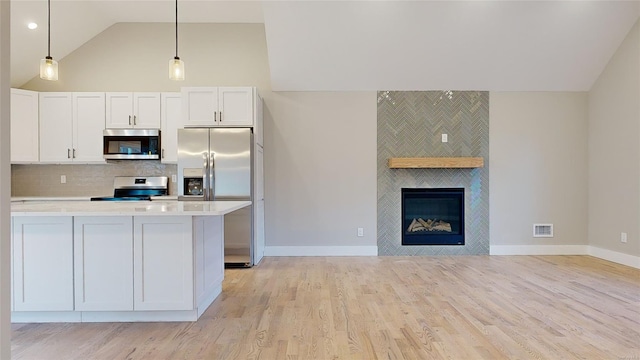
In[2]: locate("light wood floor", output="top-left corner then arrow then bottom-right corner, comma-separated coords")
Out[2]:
11,256 -> 640,359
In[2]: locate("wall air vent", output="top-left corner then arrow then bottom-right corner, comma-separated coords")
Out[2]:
533,224 -> 554,238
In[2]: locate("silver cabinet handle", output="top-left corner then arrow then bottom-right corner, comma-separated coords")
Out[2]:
67,149 -> 71,159
128,115 -> 132,125
214,111 -> 217,122
162,149 -> 165,159
73,149 -> 76,158
219,111 -> 222,122
133,115 -> 137,125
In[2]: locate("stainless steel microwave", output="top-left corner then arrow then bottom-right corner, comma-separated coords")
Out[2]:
103,129 -> 161,160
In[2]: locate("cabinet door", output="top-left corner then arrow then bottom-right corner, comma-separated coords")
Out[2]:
253,144 -> 265,265
106,92 -> 133,128
39,93 -> 73,163
194,216 -> 224,307
11,89 -> 39,163
182,87 -> 217,126
255,144 -> 264,201
134,216 -> 193,311
218,87 -> 253,126
254,199 -> 265,266
12,216 -> 74,311
133,93 -> 161,129
74,217 -> 133,311
161,92 -> 181,163
73,93 -> 106,163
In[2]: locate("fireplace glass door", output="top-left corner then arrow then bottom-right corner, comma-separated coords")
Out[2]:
401,188 -> 464,245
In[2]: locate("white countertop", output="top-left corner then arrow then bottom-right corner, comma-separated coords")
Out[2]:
11,200 -> 251,217
150,195 -> 178,201
11,195 -> 179,202
11,196 -> 93,202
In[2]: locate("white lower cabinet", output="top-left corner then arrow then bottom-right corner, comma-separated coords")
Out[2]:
11,214 -> 226,321
255,199 -> 265,265
12,217 -> 74,311
133,216 -> 194,311
194,216 -> 224,309
74,217 -> 133,311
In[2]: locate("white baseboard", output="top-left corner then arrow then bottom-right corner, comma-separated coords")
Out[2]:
490,244 -> 639,269
490,245 -> 588,255
263,244 -> 638,268
12,310 -> 198,323
587,246 -> 640,269
264,246 -> 378,257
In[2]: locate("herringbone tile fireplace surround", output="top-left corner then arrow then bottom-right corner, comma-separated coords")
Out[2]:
377,91 -> 490,255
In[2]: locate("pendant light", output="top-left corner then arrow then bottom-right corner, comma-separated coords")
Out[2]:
39,0 -> 58,81
169,0 -> 185,81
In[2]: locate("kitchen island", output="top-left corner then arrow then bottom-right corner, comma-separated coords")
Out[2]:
10,200 -> 250,323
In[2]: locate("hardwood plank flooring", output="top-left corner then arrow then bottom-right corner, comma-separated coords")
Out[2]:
11,256 -> 640,359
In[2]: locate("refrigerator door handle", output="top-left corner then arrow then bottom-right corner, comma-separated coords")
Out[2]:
209,151 -> 215,200
202,152 -> 209,201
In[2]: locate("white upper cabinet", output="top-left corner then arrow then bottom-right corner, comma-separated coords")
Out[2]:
160,92 -> 181,163
182,87 -> 216,126
39,93 -> 74,163
182,87 -> 254,127
106,92 -> 161,129
11,89 -> 39,163
39,92 -> 105,163
73,93 -> 106,163
134,93 -> 162,128
105,93 -> 132,128
218,87 -> 253,126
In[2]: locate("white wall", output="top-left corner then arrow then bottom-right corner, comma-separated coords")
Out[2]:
264,92 -> 377,248
0,1 -> 11,358
490,92 -> 588,248
588,19 -> 640,256
20,23 -> 379,251
22,23 -> 271,92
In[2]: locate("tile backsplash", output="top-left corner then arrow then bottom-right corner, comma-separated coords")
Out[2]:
11,161 -> 177,197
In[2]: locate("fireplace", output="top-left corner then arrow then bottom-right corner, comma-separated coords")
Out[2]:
401,188 -> 465,245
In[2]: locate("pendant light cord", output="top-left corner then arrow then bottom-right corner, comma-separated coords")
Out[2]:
175,0 -> 179,58
47,0 -> 51,58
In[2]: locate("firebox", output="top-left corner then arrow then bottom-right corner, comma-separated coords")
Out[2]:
401,188 -> 465,245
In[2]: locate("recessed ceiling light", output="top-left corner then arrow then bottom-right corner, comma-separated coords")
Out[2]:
27,22 -> 38,30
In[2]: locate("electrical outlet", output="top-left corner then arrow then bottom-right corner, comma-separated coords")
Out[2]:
441,134 -> 448,143
60,175 -> 66,184
357,228 -> 364,237
171,174 -> 177,183
621,232 -> 628,243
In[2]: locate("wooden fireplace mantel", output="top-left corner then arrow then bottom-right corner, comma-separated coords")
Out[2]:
388,157 -> 484,169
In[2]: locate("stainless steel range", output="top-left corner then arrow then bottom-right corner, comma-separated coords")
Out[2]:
90,176 -> 168,201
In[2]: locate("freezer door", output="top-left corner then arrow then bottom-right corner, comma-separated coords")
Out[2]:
209,128 -> 252,199
177,128 -> 210,200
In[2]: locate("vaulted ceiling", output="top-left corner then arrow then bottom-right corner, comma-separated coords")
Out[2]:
10,0 -> 640,91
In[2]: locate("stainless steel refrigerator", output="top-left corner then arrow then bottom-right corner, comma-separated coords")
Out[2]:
177,128 -> 253,267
